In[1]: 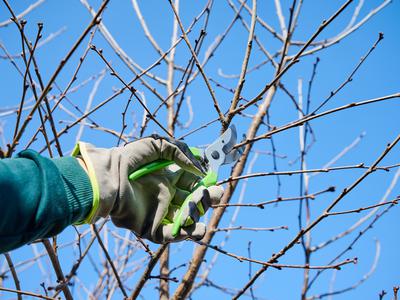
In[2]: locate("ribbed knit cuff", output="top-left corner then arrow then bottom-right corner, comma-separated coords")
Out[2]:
53,157 -> 93,224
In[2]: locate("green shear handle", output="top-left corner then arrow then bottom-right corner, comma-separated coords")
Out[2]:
128,160 -> 174,181
128,147 -> 217,237
170,169 -> 217,236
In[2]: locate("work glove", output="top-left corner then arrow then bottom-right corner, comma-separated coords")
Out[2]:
73,135 -> 224,243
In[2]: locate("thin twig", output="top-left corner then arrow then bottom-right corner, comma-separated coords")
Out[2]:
93,225 -> 128,298
327,198 -> 399,216
0,286 -> 55,300
4,253 -> 22,300
90,45 -> 172,137
233,134 -> 400,299
231,0 -> 355,115
130,244 -> 168,300
6,0 -> 110,156
214,225 -> 288,232
0,0 -> 45,27
308,239 -> 381,300
168,0 -> 225,123
213,186 -> 335,209
42,239 -> 73,300
219,163 -> 400,184
235,93 -> 400,148
312,32 -> 384,114
194,240 -> 357,270
226,0 -> 257,123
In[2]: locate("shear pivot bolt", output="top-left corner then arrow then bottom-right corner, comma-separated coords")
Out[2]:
211,151 -> 220,159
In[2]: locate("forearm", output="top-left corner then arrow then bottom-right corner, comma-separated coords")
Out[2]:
0,150 -> 93,253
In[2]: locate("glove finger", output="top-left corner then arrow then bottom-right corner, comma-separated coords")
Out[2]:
179,186 -> 209,224
153,135 -> 206,176
185,185 -> 224,218
175,170 -> 201,191
156,222 -> 206,243
172,188 -> 190,206
179,185 -> 224,227
205,185 -> 225,206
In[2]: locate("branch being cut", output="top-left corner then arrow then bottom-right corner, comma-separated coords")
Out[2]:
226,0 -> 257,123
168,0 -> 225,123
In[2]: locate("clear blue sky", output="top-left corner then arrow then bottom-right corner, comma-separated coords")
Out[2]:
0,1 -> 399,299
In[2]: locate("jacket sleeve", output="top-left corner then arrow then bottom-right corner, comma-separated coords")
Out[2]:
0,150 -> 93,253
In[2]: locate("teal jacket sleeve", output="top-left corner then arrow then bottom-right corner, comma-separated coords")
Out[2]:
0,150 -> 93,253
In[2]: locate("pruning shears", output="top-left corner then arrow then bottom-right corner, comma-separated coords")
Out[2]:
128,125 -> 242,237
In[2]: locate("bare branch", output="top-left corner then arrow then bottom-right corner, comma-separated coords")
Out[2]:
233,133 -> 400,298
236,93 -> 400,148
227,0 -> 257,121
0,0 -> 45,28
93,225 -> 128,298
6,0 -> 110,157
42,239 -> 73,300
168,0 -> 225,123
231,0 -> 355,114
0,287 -> 54,300
308,239 -> 381,300
214,225 -> 288,232
4,253 -> 22,300
130,244 -> 169,300
194,240 -> 357,270
327,198 -> 399,216
312,32 -> 384,113
213,186 -> 335,209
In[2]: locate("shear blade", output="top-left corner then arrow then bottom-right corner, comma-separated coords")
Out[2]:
223,132 -> 245,165
222,148 -> 241,165
205,125 -> 239,171
220,125 -> 237,156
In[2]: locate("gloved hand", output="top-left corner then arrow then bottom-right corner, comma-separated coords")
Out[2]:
73,135 -> 224,243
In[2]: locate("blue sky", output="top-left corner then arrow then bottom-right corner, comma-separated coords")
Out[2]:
0,1 -> 399,299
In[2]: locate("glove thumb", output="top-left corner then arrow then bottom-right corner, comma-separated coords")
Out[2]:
153,135 -> 206,177
155,222 -> 207,243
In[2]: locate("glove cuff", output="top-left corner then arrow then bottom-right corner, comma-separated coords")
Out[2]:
72,142 -> 120,224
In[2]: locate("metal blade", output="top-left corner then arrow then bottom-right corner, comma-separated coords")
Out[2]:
222,148 -> 241,165
220,125 -> 237,156
204,125 -> 238,172
222,132 -> 245,165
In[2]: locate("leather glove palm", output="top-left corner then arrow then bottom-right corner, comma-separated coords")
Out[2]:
73,136 -> 224,243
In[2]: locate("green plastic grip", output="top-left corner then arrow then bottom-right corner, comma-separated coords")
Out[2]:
128,147 -> 202,181
128,147 -> 218,238
128,160 -> 173,180
171,170 -> 217,237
